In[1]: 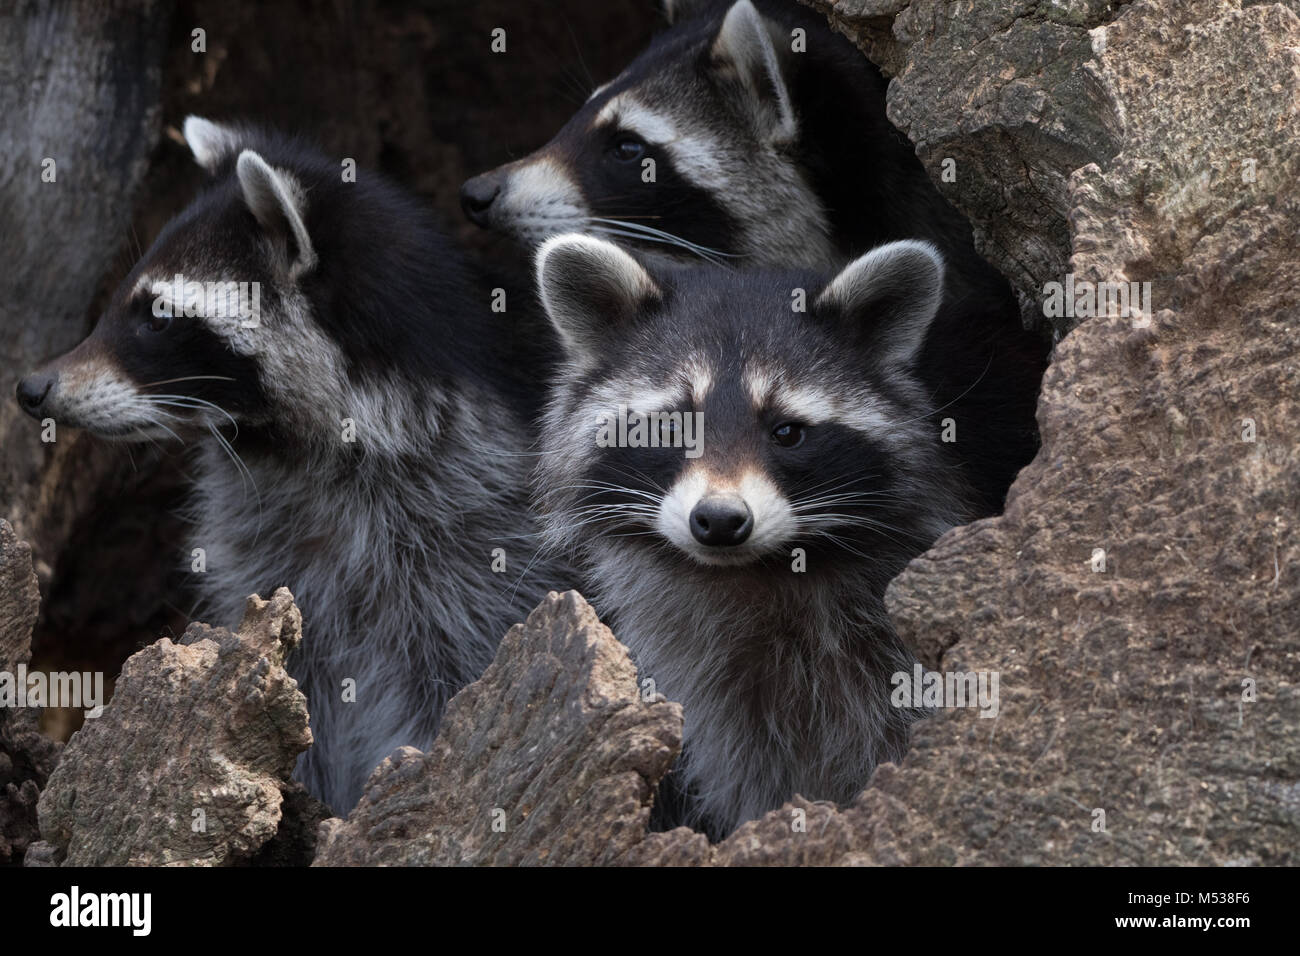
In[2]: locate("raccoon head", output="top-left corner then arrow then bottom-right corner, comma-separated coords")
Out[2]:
534,234 -> 970,577
15,117 -> 327,442
461,0 -> 834,268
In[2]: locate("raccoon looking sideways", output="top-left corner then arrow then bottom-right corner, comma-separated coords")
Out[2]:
14,118 -> 571,813
534,234 -> 987,837
464,0 -> 1048,511
462,0 -> 978,271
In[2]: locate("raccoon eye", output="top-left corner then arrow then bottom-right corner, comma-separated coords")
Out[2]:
143,313 -> 173,334
771,422 -> 806,448
610,137 -> 646,163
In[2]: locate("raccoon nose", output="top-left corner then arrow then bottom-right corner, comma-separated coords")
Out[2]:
16,373 -> 55,418
460,172 -> 502,227
690,497 -> 753,547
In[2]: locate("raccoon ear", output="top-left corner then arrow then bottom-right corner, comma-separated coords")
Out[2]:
710,0 -> 796,145
814,240 -> 946,368
183,116 -> 242,174
536,235 -> 660,365
235,150 -> 317,277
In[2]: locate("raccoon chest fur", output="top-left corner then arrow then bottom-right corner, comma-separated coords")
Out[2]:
587,546 -> 919,836
189,392 -> 554,814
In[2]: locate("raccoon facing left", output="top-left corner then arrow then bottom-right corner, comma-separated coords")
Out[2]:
14,118 -> 571,814
533,234 -> 981,838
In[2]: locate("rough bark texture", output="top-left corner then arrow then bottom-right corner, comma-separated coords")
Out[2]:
30,588 -> 315,866
0,520 -> 62,865
859,0 -> 1300,866
805,0 -> 1127,333
313,591 -> 707,866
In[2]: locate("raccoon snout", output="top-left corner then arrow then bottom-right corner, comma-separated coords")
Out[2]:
690,497 -> 754,547
460,171 -> 502,227
15,372 -> 55,418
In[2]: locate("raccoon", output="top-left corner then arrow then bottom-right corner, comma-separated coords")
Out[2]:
464,0 -> 1047,512
532,233 -> 978,837
15,118 -> 570,813
464,0 -> 992,272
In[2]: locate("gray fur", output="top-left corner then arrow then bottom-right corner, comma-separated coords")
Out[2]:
21,119 -> 571,814
533,236 -> 977,835
190,380 -> 560,813
460,0 -> 837,268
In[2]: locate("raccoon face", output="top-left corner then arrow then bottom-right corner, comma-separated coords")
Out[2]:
15,118 -> 321,442
535,235 -> 964,573
461,0 -> 834,268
